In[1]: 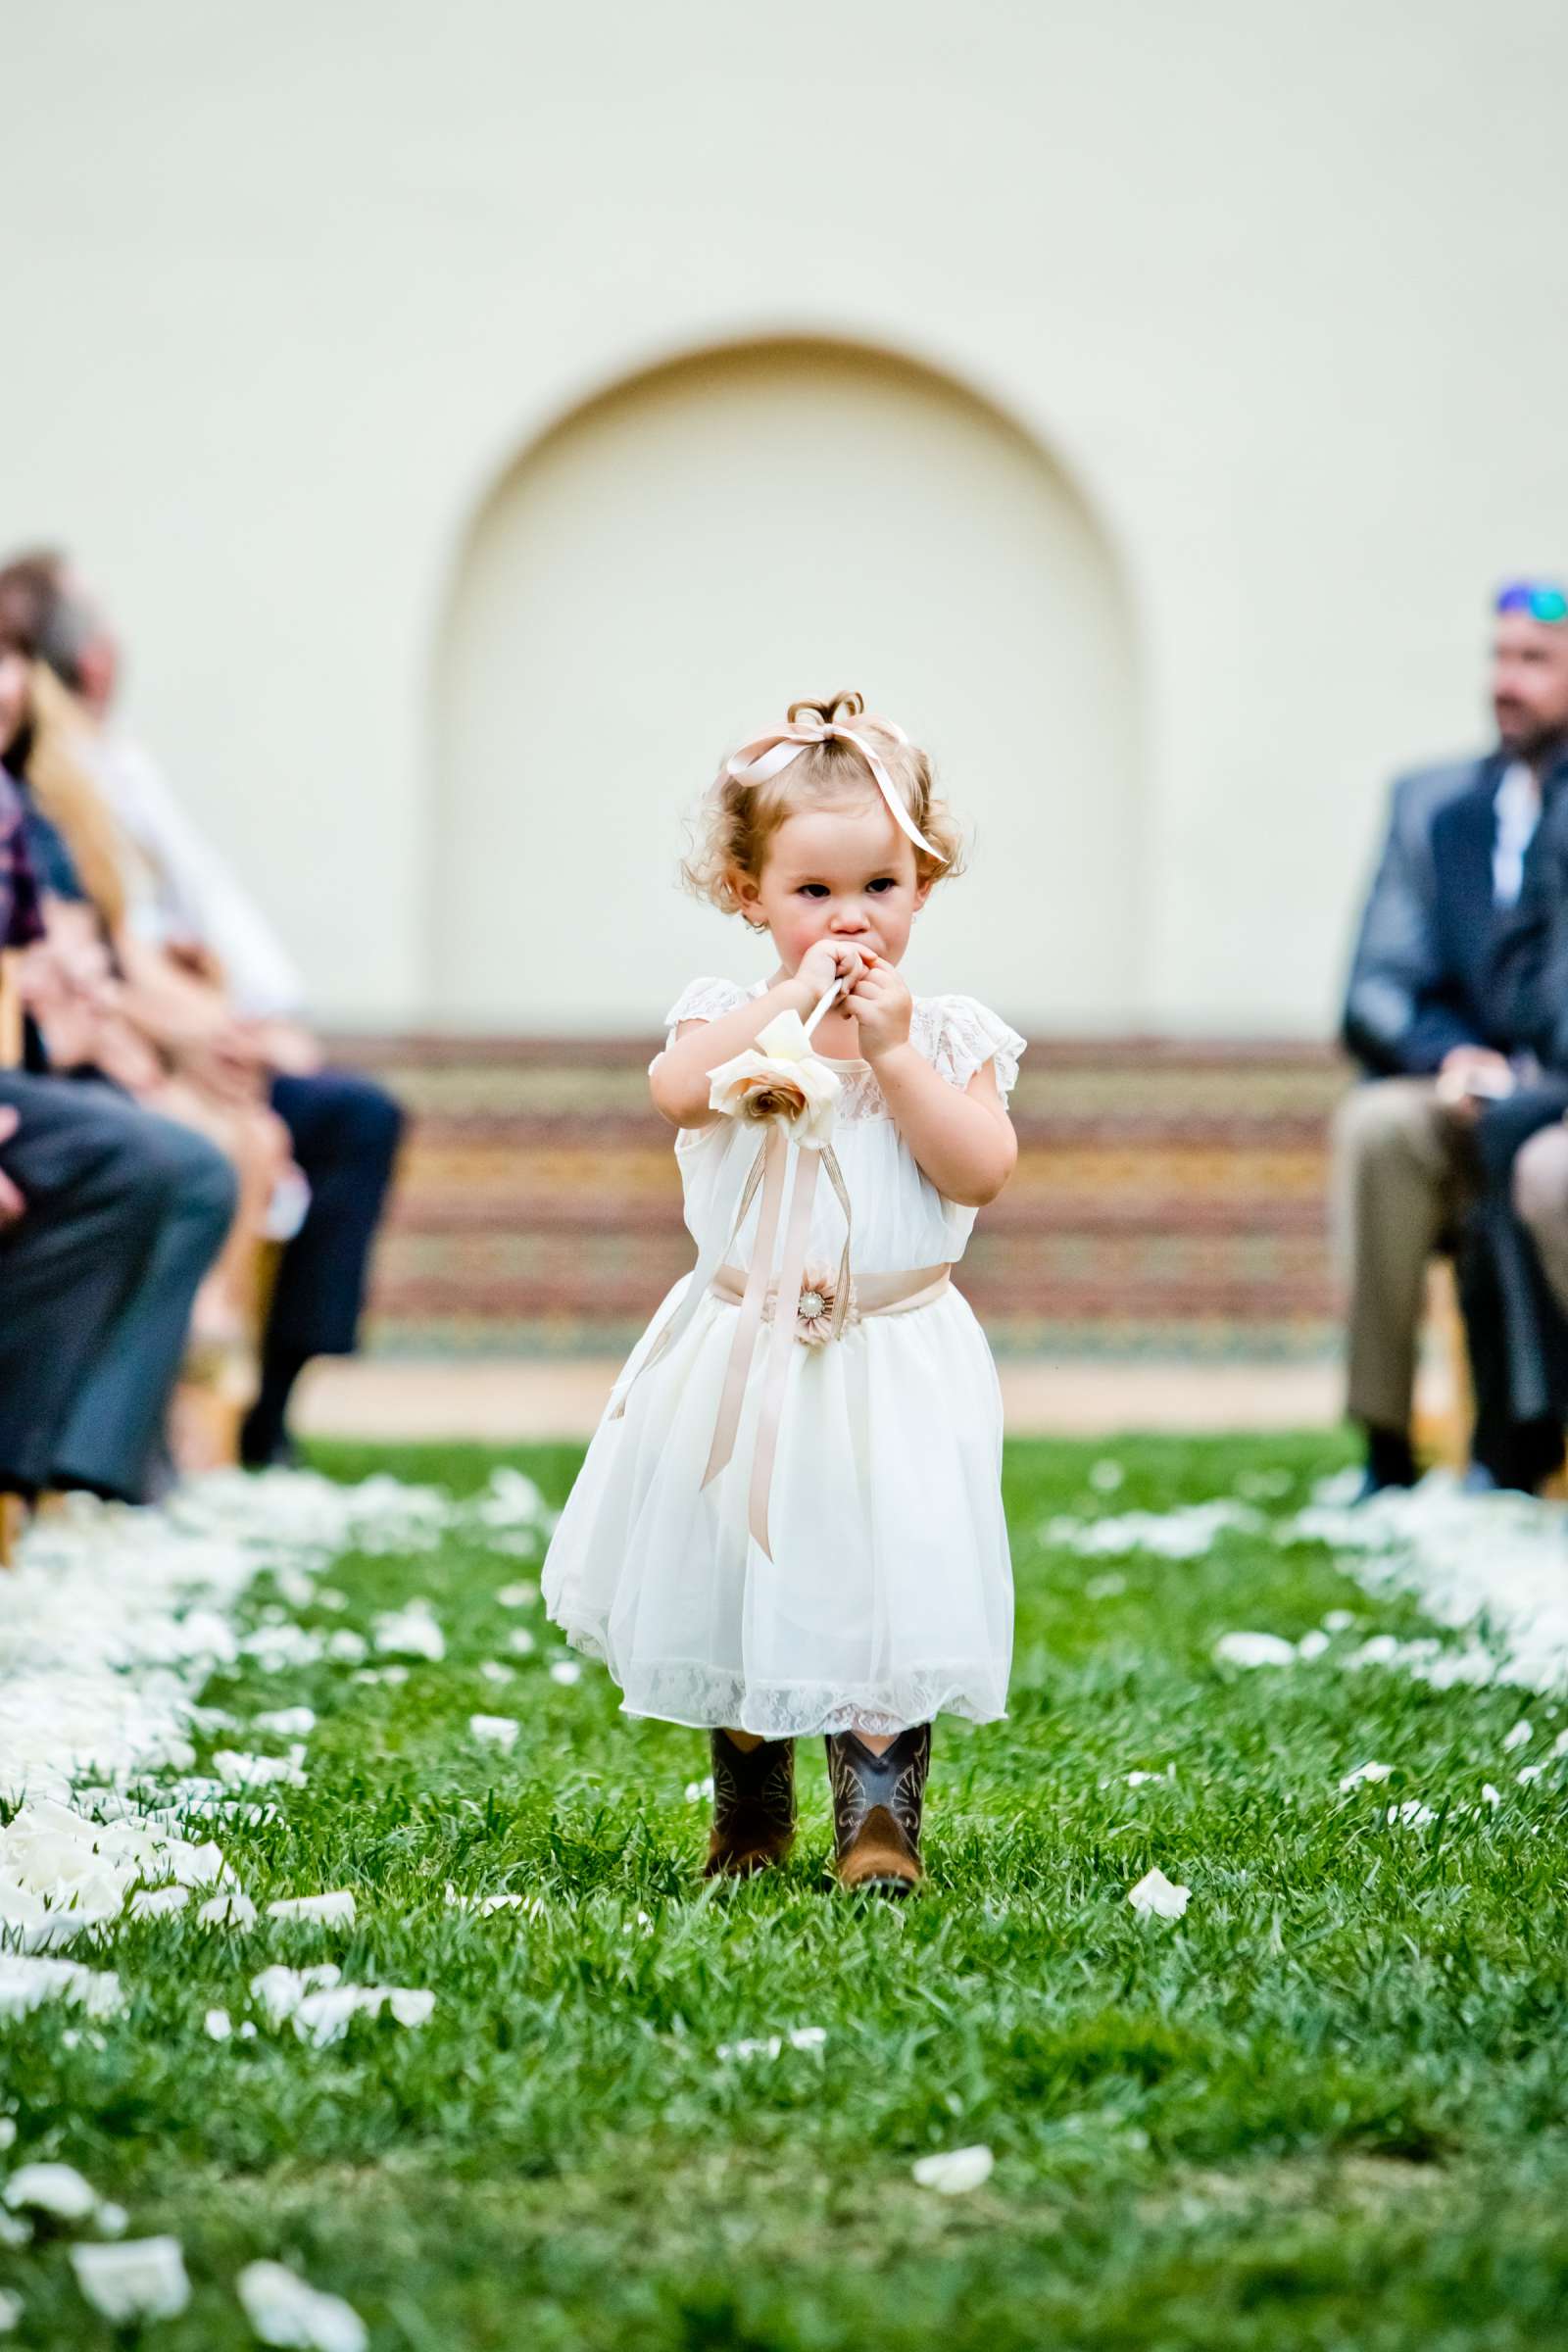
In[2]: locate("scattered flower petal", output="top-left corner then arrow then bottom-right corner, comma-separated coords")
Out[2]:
266,1891 -> 356,1929
71,2237 -> 189,2323
198,1891 -> 257,1930
5,2162 -> 99,2220
497,1582 -> 539,1608
1213,1631 -> 1297,1669
1127,1867 -> 1190,1919
911,2145 -> 994,2194
236,2259 -> 368,2352
549,1661 -> 582,1687
1503,1719 -> 1534,1751
205,2008 -> 232,2040
128,1884 -> 190,1921
371,1601 -> 444,1662
468,1715 -> 519,1751
507,1629 -> 536,1657
1339,1760 -> 1393,1789
254,1708 -> 316,1738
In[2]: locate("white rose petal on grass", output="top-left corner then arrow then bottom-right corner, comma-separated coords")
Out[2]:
198,1890 -> 258,1930
5,2162 -> 100,2220
1213,1631 -> 1298,1669
237,2258 -> 368,2352
71,2237 -> 190,2324
479,1661 -> 514,1685
254,1707 -> 316,1739
1387,1800 -> 1437,1828
0,2120 -> 15,2151
324,1630 -> 368,1665
1089,1459 -> 1125,1494
0,2286 -> 20,2331
206,2007 -> 233,2040
371,1600 -> 444,1662
1126,1768 -> 1174,1788
128,1883 -> 191,1921
549,1661 -> 582,1687
1518,1763 -> 1546,1785
1085,1573 -> 1126,1600
1482,1783 -> 1503,1807
1339,1760 -> 1394,1790
497,1582 -> 538,1608
911,2145 -> 995,2195
468,1714 -> 519,1752
1296,1629 -> 1332,1662
1127,1867 -> 1191,1920
0,1955 -> 122,2021
1323,1608 -> 1358,1634
267,1890 -> 356,1930
97,2202 -> 128,2237
1503,1719 -> 1534,1751
507,1629 -> 537,1657
684,1776 -> 715,1804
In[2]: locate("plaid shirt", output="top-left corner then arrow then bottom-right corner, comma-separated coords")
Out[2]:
0,764 -> 44,952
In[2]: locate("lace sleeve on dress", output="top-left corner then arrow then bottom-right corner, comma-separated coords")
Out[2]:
648,976 -> 750,1073
923,995 -> 1027,1107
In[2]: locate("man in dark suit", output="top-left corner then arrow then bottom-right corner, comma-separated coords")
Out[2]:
1335,581 -> 1568,1494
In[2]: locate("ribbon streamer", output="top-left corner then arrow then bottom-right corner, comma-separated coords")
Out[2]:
725,719 -> 945,862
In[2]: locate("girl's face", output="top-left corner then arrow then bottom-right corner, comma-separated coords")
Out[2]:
737,797 -> 931,973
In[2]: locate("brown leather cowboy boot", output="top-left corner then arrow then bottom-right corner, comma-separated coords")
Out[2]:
823,1724 -> 931,1894
704,1730 -> 796,1878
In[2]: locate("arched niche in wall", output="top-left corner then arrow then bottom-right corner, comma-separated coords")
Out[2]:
432,338 -> 1140,1032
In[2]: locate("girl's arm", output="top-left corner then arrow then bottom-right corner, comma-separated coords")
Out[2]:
649,942 -> 868,1130
847,959 -> 1017,1208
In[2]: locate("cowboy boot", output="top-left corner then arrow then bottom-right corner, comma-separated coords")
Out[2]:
704,1730 -> 796,1878
823,1724 -> 931,1894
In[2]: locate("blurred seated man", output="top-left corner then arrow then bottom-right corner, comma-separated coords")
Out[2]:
0,675 -> 237,1507
1335,581 -> 1568,1494
0,554 -> 405,1468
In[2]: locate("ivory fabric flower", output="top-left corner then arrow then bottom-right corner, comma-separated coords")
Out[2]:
708,1011 -> 841,1151
787,1263 -> 855,1346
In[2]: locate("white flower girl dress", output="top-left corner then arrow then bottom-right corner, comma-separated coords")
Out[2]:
542,977 -> 1025,1740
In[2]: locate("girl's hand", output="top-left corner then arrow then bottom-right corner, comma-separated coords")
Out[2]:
796,939 -> 871,1004
845,954 -> 912,1060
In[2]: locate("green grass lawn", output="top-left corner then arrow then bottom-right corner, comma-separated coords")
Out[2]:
10,1431 -> 1568,2350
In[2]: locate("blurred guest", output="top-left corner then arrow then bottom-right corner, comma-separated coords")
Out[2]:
0,645 -> 295,1346
0,656 -> 237,1505
1335,581 -> 1568,1494
0,555 -> 405,1467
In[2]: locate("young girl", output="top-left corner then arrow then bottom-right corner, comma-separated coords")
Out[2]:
543,694 -> 1022,1894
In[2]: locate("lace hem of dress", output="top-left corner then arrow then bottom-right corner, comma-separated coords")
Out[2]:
551,1622 -> 1008,1736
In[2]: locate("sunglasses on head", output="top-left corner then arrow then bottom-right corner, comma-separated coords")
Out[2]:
1496,580 -> 1568,623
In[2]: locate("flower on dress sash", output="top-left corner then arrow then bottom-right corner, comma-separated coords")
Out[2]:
791,1263 -> 856,1346
707,1011 -> 840,1151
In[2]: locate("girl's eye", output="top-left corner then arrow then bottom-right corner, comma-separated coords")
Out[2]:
798,884 -> 829,899
867,878 -> 896,894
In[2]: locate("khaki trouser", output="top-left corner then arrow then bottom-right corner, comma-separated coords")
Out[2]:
1512,1120 -> 1568,1318
1332,1080 -> 1568,1431
1330,1079 -> 1470,1431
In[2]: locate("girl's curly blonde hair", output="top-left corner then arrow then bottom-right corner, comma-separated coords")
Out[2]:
681,692 -> 966,916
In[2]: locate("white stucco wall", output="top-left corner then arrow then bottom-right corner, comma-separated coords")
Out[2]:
3,0 -> 1564,1032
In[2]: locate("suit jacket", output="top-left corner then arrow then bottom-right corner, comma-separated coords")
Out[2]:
1341,756 -> 1507,1075
1488,755 -> 1568,1070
